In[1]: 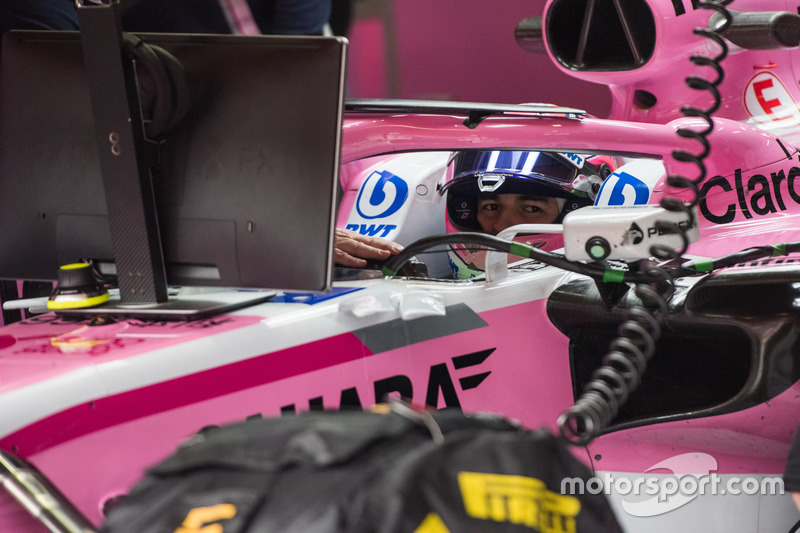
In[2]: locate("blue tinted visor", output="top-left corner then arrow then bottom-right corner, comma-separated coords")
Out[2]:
441,151 -> 582,196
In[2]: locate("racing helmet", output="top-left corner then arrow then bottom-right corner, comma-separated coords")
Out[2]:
438,150 -> 609,278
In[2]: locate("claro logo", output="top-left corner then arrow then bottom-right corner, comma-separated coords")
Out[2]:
699,166 -> 800,224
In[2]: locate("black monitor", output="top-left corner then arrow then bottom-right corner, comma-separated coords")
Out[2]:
0,28 -> 346,315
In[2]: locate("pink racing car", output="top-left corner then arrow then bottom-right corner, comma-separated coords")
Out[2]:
1,1 -> 800,531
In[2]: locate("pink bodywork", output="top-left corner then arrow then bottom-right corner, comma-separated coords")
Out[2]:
0,108 -> 797,530
543,0 -> 800,146
4,2 -> 800,528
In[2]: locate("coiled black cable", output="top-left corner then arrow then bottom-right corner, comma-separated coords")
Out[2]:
556,0 -> 734,446
379,0 -> 794,446
122,32 -> 190,140
558,294 -> 664,445
657,0 -> 733,261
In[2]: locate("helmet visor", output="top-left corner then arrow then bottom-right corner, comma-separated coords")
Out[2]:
440,151 -> 584,196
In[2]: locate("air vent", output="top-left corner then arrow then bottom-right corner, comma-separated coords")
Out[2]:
546,0 -> 656,71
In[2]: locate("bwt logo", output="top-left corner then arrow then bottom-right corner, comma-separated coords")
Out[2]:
356,170 -> 409,219
596,171 -> 651,206
560,152 -> 585,167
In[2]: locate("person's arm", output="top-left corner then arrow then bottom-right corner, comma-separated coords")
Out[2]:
334,228 -> 403,268
247,0 -> 331,35
0,0 -> 79,34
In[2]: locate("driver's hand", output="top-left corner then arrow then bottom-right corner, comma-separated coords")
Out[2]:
335,228 -> 404,268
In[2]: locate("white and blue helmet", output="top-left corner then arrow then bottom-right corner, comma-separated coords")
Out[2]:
438,150 -> 611,278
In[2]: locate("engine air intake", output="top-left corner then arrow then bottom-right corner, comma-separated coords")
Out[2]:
546,0 -> 656,71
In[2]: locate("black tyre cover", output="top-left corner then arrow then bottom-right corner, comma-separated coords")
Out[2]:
101,406 -> 621,533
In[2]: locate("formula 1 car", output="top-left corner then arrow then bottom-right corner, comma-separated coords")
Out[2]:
1,1 -> 800,532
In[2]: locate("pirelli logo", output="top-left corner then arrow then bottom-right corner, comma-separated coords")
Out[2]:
458,472 -> 581,532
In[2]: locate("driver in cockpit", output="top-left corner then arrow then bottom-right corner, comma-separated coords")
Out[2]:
335,150 -> 610,278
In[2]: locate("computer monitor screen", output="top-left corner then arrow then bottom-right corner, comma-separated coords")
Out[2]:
0,30 -> 345,293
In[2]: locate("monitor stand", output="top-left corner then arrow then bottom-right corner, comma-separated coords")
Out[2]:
72,2 -> 271,320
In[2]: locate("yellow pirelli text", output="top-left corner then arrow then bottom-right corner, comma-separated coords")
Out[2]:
458,472 -> 581,533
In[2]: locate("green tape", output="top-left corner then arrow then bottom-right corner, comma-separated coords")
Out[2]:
771,244 -> 787,257
692,260 -> 714,273
509,242 -> 531,258
381,266 -> 396,277
602,269 -> 626,283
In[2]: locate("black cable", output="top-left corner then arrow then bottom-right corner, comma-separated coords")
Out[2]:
382,233 -> 667,285
123,32 -> 172,139
556,0 -> 734,446
384,231 -> 800,285
122,32 -> 189,140
382,234 -> 517,275
152,43 -> 191,132
678,242 -> 800,275
381,0 -> 793,448
378,227 -> 800,445
382,233 -> 628,281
